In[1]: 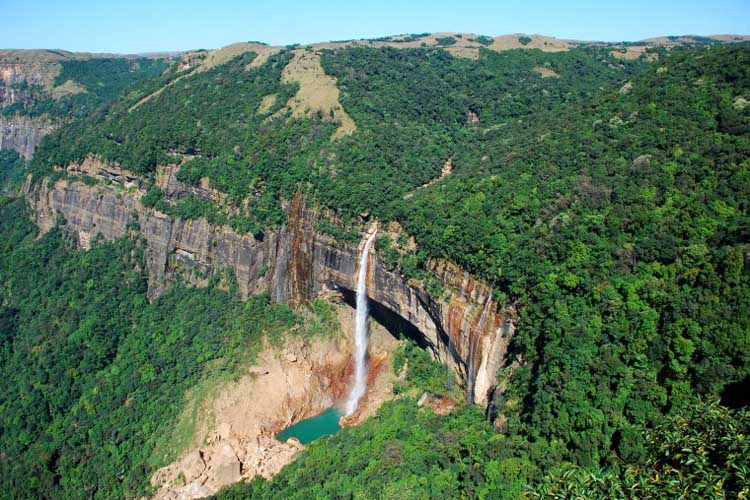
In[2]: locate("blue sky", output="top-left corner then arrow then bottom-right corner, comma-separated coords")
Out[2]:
2,0 -> 749,54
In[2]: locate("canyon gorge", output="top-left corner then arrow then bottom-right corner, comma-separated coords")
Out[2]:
24,158 -> 516,409
2,28 -> 748,499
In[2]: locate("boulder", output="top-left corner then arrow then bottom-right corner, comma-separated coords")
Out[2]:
177,481 -> 212,499
179,450 -> 205,482
632,154 -> 653,168
209,442 -> 241,489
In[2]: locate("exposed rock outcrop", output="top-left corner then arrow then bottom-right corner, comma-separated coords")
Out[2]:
24,160 -> 516,406
0,53 -> 64,158
63,157 -> 142,187
0,114 -> 56,159
417,392 -> 456,415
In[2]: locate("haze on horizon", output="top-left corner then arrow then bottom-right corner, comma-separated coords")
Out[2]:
2,0 -> 750,54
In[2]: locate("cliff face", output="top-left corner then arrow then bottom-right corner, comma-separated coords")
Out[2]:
24,161 -> 516,406
0,57 -> 60,158
0,115 -> 56,159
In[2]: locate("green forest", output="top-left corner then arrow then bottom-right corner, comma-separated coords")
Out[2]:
3,38 -> 750,499
0,150 -> 24,195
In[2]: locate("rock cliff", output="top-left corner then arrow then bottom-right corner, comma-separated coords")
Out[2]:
24,160 -> 516,406
0,114 -> 56,159
0,54 -> 62,158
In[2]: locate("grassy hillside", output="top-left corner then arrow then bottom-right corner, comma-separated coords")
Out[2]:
32,45 -> 643,233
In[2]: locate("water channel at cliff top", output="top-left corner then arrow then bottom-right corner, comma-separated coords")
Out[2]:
276,407 -> 342,444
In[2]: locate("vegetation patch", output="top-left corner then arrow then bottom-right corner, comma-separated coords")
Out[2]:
436,36 -> 457,46
0,150 -> 25,195
473,35 -> 494,46
49,79 -> 87,99
446,46 -> 480,59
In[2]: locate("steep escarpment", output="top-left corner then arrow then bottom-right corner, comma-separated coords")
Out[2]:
0,54 -> 59,158
24,161 -> 515,406
0,114 -> 56,159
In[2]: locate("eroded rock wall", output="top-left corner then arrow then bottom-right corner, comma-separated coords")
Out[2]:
0,58 -> 60,159
0,114 -> 56,159
24,163 -> 515,405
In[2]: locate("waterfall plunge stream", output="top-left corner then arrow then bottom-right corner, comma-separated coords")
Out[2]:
467,292 -> 492,403
344,231 -> 377,416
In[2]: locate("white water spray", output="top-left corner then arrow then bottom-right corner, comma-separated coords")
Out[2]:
467,292 -> 492,403
344,231 -> 377,416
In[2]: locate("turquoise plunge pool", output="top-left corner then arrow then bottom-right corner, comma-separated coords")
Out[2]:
276,407 -> 342,445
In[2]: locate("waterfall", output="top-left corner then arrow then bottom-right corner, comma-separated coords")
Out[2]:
344,231 -> 377,416
467,292 -> 492,403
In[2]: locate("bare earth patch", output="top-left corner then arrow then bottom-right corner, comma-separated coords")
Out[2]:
189,43 -> 279,72
245,46 -> 282,70
257,94 -> 277,114
611,46 -> 647,60
533,66 -> 560,78
446,46 -> 480,59
709,34 -> 750,43
404,158 -> 453,199
491,34 -> 571,52
312,32 -> 569,57
280,49 -> 356,139
50,79 -> 87,98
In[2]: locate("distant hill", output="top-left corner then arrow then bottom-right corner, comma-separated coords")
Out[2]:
0,49 -> 173,159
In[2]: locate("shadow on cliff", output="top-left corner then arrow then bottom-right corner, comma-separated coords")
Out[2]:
339,286 -> 441,352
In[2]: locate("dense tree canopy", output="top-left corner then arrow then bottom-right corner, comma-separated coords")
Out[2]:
0,150 -> 24,194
